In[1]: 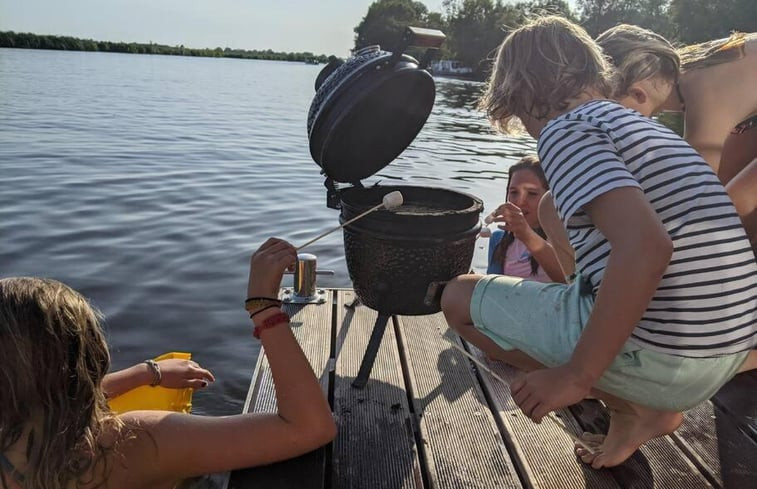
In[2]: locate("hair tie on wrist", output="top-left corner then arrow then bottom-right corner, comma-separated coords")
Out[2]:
253,311 -> 290,339
249,303 -> 280,319
144,359 -> 162,387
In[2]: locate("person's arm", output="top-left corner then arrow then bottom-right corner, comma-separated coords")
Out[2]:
486,229 -> 505,274
726,158 -> 757,249
537,191 -> 575,281
494,201 -> 566,282
566,186 -> 672,385
103,358 -> 215,398
512,187 -> 672,422
117,238 -> 336,484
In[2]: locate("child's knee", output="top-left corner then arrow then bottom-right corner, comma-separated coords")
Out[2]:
441,274 -> 478,324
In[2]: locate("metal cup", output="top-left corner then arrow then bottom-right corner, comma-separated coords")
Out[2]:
294,253 -> 317,298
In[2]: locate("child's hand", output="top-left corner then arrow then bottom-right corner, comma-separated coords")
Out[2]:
510,365 -> 591,423
493,202 -> 536,242
157,358 -> 215,390
247,237 -> 297,298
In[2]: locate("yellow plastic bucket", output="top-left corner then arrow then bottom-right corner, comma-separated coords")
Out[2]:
108,352 -> 194,414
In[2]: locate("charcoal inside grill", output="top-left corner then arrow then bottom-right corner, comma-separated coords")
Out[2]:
390,203 -> 454,214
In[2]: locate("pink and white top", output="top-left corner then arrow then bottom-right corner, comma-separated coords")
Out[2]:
503,239 -> 551,283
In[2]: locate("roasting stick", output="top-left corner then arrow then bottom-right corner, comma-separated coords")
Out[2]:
297,191 -> 404,251
445,338 -> 595,454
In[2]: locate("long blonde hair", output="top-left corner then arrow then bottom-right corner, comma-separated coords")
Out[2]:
596,24 -> 680,98
479,15 -> 612,134
678,32 -> 750,72
0,277 -> 121,489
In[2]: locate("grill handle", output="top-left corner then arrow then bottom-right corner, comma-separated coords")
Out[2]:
423,280 -> 449,307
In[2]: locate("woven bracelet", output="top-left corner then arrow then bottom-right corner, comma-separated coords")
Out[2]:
245,296 -> 281,303
244,296 -> 282,313
144,359 -> 162,387
253,311 -> 290,339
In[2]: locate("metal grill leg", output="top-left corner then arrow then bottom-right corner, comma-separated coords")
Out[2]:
352,314 -> 390,389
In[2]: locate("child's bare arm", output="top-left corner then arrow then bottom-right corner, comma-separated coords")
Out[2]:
103,359 -> 214,398
568,186 -> 672,385
511,187 -> 672,422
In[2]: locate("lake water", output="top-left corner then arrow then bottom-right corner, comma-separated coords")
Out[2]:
0,48 -> 536,415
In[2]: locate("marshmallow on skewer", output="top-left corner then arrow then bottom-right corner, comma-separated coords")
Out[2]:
382,190 -> 404,210
297,190 -> 405,251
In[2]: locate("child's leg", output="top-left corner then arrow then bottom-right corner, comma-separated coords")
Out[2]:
441,274 -> 545,371
574,388 -> 683,469
736,349 -> 757,373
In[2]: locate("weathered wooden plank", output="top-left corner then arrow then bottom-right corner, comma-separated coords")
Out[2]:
464,342 -> 620,489
396,314 -> 523,489
228,293 -> 334,489
570,400 -> 715,488
672,399 -> 757,489
332,290 -> 423,489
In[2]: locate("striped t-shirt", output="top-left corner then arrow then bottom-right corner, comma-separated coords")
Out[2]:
537,100 -> 756,357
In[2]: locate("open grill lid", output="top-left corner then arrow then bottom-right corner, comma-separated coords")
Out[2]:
307,27 -> 446,186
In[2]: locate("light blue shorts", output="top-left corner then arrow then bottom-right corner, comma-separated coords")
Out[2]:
470,274 -> 749,412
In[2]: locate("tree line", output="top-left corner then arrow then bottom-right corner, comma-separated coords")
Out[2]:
0,31 -> 330,63
354,0 -> 756,78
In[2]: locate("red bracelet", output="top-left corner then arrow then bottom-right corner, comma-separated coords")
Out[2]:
253,311 -> 290,339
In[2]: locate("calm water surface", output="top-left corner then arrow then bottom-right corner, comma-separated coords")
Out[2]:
0,48 -> 536,414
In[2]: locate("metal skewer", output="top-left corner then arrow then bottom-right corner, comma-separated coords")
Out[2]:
297,191 -> 404,251
445,338 -> 595,454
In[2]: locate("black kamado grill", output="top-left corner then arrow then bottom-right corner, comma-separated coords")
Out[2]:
307,27 -> 483,388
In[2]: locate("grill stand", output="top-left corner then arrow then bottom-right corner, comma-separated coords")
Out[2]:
350,281 -> 450,389
351,314 -> 390,389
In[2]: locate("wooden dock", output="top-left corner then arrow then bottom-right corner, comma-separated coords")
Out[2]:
214,288 -> 756,489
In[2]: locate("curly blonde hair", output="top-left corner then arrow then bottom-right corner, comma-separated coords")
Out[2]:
479,15 -> 613,134
596,24 -> 680,99
0,277 -> 122,489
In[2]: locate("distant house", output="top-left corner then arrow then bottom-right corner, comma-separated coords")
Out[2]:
429,60 -> 473,77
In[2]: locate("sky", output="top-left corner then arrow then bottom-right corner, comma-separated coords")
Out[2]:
0,0 -> 454,57
1,1 -> 578,57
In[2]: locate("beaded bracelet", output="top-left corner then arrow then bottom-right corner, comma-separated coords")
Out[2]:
253,311 -> 290,339
144,359 -> 162,387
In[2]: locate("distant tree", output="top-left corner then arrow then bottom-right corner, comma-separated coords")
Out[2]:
0,31 -> 15,48
577,0 -> 674,39
516,0 -> 577,20
353,0 -> 430,51
669,0 -> 756,43
442,0 -> 504,75
441,0 -> 577,77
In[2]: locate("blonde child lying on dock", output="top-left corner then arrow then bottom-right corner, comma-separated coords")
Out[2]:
0,237 -> 335,489
441,16 -> 757,469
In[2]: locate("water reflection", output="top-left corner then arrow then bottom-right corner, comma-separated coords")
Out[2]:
0,49 -> 537,416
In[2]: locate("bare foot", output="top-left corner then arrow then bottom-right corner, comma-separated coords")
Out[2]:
573,407 -> 683,469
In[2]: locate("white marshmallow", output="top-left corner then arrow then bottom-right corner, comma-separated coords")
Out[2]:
382,190 -> 404,209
